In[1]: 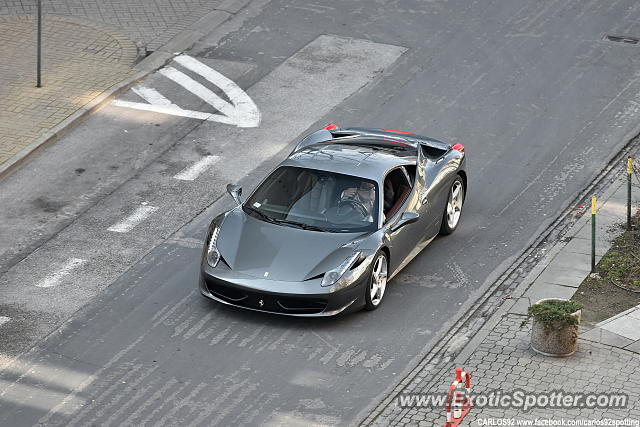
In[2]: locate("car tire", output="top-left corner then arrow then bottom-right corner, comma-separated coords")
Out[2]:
439,175 -> 464,235
364,251 -> 388,311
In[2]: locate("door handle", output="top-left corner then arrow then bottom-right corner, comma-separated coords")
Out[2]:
420,191 -> 430,206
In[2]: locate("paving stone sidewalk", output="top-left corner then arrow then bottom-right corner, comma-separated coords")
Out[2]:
365,171 -> 640,425
0,0 -> 234,52
0,0 -> 244,173
378,314 -> 640,425
0,14 -> 139,165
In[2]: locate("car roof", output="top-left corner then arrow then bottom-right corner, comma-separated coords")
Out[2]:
281,139 -> 416,182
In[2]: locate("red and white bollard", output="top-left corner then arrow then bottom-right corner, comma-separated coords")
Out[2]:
444,368 -> 472,427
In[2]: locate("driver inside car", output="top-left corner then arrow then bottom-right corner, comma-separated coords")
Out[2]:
340,181 -> 376,222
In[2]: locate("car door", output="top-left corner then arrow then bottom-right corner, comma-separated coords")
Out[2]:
416,144 -> 452,241
383,166 -> 424,273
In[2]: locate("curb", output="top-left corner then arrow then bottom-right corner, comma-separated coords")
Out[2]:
0,0 -> 253,182
0,68 -> 147,181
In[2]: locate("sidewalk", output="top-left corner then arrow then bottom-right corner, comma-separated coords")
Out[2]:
0,0 -> 250,178
581,304 -> 640,351
0,15 -> 139,166
364,162 -> 640,425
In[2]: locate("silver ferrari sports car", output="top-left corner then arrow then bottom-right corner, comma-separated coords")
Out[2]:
200,125 -> 467,316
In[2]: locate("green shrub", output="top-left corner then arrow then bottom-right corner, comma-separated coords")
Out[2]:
527,299 -> 583,330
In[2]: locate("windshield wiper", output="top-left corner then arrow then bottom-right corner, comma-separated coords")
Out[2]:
244,206 -> 278,224
272,218 -> 336,232
245,207 -> 337,232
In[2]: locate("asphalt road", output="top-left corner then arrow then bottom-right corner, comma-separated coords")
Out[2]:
1,0 -> 640,425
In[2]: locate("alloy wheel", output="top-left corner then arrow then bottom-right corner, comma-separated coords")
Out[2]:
446,180 -> 463,230
369,254 -> 388,306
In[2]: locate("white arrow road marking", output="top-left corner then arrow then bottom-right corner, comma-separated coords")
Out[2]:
111,55 -> 260,128
159,67 -> 242,123
119,84 -> 235,124
111,99 -> 234,124
132,86 -> 171,105
36,258 -> 86,288
174,54 -> 260,127
173,155 -> 220,181
108,205 -> 159,233
0,316 -> 10,327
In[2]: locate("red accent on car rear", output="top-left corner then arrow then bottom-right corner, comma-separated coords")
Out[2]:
381,128 -> 414,135
451,143 -> 465,152
324,123 -> 339,130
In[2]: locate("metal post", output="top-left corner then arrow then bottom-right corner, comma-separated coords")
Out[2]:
36,0 -> 42,88
628,157 -> 633,231
591,196 -> 597,273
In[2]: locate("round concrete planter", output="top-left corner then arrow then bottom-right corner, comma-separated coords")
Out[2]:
530,298 -> 581,357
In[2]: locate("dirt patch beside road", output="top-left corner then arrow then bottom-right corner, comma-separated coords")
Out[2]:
573,212 -> 640,325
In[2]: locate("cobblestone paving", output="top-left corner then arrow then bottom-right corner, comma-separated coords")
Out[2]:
0,14 -> 139,164
0,0 -> 229,168
0,0 -> 224,51
371,313 -> 640,425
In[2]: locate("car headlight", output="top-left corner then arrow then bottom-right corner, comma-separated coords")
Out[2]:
206,224 -> 222,268
321,251 -> 363,287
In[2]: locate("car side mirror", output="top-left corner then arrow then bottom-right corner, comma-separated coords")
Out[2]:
390,212 -> 419,232
226,184 -> 243,206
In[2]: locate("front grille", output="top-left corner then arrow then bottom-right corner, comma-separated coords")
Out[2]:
210,284 -> 247,302
277,298 -> 328,314
205,277 -> 328,315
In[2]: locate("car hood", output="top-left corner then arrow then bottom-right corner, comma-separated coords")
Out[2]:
217,209 -> 365,282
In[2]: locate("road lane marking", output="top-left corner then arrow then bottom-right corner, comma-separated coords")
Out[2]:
112,55 -> 260,128
173,155 -> 220,181
0,316 -> 10,327
36,258 -> 86,288
159,67 -> 242,119
111,100 -> 235,124
107,205 -> 158,233
174,54 -> 260,127
131,86 -> 171,105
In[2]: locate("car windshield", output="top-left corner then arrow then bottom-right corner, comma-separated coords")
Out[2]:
244,166 -> 379,232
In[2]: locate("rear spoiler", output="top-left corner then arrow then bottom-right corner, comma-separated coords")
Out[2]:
292,124 -> 462,154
